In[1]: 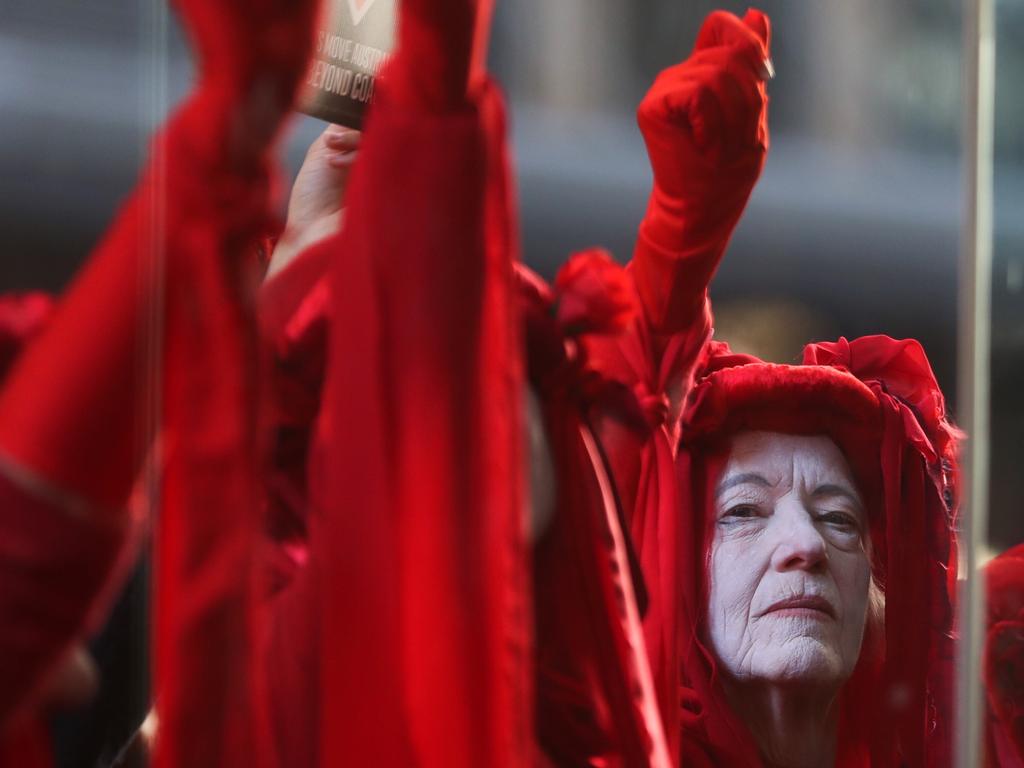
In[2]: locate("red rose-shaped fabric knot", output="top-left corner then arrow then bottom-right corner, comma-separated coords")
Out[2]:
553,249 -> 639,337
803,335 -> 963,465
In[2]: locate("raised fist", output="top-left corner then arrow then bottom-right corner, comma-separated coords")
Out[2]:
638,9 -> 771,213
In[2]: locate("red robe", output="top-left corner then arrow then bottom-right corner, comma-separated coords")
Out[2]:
314,80 -> 533,766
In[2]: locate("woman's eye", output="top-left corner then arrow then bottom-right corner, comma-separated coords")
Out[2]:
722,504 -> 760,521
819,510 -> 858,530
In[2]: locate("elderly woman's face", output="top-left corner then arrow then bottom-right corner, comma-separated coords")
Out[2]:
707,431 -> 872,687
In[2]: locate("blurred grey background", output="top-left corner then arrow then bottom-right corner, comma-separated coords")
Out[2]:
0,0 -> 1021,763
4,0 -> 1018,540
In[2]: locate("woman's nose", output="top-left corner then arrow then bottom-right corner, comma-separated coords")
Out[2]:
769,504 -> 828,573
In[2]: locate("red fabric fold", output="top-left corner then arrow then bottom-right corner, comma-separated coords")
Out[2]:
521,258 -> 671,767
0,470 -> 124,731
590,19 -> 771,753
316,79 -> 531,767
0,715 -> 53,768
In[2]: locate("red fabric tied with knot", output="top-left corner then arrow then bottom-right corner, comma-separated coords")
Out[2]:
673,334 -> 960,767
581,262 -> 714,763
520,251 -> 671,768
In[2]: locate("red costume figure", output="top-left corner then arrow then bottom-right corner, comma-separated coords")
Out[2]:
985,543 -> 1024,765
593,9 -> 961,766
0,2 -> 978,766
0,0 -> 318,766
672,338 -> 960,766
254,8 -> 772,765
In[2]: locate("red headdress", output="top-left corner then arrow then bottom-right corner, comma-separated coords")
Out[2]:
673,335 -> 961,767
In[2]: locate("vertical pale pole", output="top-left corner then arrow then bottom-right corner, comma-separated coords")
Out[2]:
138,0 -> 168,502
957,0 -> 994,765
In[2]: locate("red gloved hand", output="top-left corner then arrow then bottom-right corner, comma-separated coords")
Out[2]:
388,0 -> 494,111
638,9 -> 771,253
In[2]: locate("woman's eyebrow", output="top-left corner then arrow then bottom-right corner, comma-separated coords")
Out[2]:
715,472 -> 771,497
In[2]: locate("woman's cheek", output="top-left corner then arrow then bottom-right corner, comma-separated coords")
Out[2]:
833,548 -> 873,665
711,541 -> 762,634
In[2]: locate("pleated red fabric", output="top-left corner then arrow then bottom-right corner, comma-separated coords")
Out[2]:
520,253 -> 671,767
152,102 -> 273,768
147,0 -> 319,762
0,0 -> 318,760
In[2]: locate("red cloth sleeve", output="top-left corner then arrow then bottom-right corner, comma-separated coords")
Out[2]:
583,12 -> 772,753
0,94 -> 278,768
0,3 -> 316,767
0,469 -> 123,729
313,70 -> 531,768
632,9 -> 769,337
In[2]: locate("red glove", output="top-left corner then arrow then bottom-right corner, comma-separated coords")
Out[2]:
632,9 -> 771,332
388,0 -> 494,111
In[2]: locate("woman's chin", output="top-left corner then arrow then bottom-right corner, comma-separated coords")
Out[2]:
746,639 -> 851,687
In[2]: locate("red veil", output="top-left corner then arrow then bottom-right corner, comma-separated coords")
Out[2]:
671,335 -> 960,767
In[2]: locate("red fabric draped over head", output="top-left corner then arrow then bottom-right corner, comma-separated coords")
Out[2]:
673,335 -> 960,767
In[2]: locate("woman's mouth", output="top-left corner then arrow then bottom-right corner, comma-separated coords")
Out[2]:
761,595 -> 836,619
